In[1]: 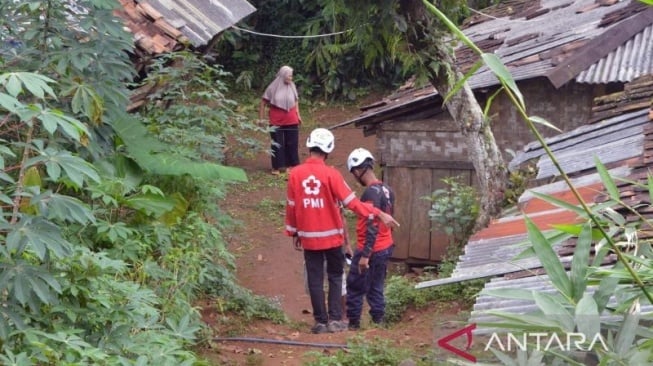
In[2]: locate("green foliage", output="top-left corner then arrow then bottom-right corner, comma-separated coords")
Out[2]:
384,255 -> 485,324
112,111 -> 248,182
256,198 -> 286,221
219,286 -> 286,324
0,1 -> 283,364
503,163 -> 537,207
306,336 -> 423,365
480,187 -> 653,363
215,0 -> 408,100
424,176 -> 479,246
384,275 -> 428,323
422,2 -> 653,364
218,0 -> 474,100
136,51 -> 268,168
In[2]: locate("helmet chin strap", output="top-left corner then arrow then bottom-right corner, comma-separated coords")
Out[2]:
353,167 -> 370,186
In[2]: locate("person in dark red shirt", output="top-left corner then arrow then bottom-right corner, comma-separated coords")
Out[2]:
259,65 -> 302,175
285,128 -> 399,334
345,148 -> 395,330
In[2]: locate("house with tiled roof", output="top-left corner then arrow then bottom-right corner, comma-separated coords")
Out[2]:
333,0 -> 653,265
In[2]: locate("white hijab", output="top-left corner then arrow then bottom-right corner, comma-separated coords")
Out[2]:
262,65 -> 298,111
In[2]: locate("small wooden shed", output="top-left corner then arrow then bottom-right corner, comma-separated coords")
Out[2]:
335,0 -> 653,265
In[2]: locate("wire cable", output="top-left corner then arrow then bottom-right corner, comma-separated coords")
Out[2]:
230,25 -> 350,39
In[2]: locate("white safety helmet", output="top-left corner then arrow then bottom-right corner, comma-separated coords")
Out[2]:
347,148 -> 375,172
306,128 -> 335,154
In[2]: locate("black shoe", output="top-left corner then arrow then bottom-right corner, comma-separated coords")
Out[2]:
348,320 -> 360,330
327,320 -> 347,333
311,323 -> 328,334
372,317 -> 386,328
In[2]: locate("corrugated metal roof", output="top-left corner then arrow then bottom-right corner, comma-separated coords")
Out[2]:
576,24 -> 653,84
116,0 -> 255,54
334,0 -> 652,130
509,108 -> 650,176
416,76 -> 653,331
143,0 -> 255,47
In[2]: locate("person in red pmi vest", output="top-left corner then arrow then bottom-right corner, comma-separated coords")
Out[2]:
285,128 -> 399,334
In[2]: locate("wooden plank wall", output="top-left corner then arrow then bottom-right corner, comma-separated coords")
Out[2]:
386,165 -> 475,263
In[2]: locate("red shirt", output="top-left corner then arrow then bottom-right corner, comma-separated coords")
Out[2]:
285,157 -> 381,250
265,101 -> 300,126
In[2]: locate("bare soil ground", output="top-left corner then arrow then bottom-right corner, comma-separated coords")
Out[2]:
198,101 -> 472,365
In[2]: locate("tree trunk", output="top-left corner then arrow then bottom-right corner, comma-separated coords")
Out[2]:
399,0 -> 506,229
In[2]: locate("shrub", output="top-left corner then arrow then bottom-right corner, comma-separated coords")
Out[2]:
424,176 -> 479,247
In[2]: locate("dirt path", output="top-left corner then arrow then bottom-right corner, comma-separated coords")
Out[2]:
199,107 -> 468,365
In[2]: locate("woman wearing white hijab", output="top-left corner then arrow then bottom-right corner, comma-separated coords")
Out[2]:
259,65 -> 302,175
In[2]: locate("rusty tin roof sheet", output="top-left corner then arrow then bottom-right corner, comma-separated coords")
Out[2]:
116,0 -> 255,53
416,76 -> 653,329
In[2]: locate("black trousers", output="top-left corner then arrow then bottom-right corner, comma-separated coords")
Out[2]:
304,246 -> 344,324
270,125 -> 299,170
346,245 -> 394,323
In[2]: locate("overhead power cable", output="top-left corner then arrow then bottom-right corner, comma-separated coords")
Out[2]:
230,25 -> 350,39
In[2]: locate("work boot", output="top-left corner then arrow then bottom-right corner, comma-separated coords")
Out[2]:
348,320 -> 360,330
311,323 -> 328,334
372,317 -> 387,328
327,320 -> 347,333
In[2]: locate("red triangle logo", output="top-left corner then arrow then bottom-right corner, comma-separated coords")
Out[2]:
437,323 -> 477,362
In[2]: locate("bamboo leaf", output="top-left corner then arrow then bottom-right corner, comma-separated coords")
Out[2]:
570,223 -> 592,302
487,348 -> 518,366
529,116 -> 561,132
480,311 -> 563,330
483,86 -> 504,117
481,53 -> 524,110
532,292 -> 574,331
592,277 -> 619,312
525,216 -> 572,298
444,60 -> 482,105
530,191 -> 588,216
614,300 -> 640,355
595,157 -> 619,200
422,0 -> 478,52
512,230 -> 572,260
575,293 -> 599,340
